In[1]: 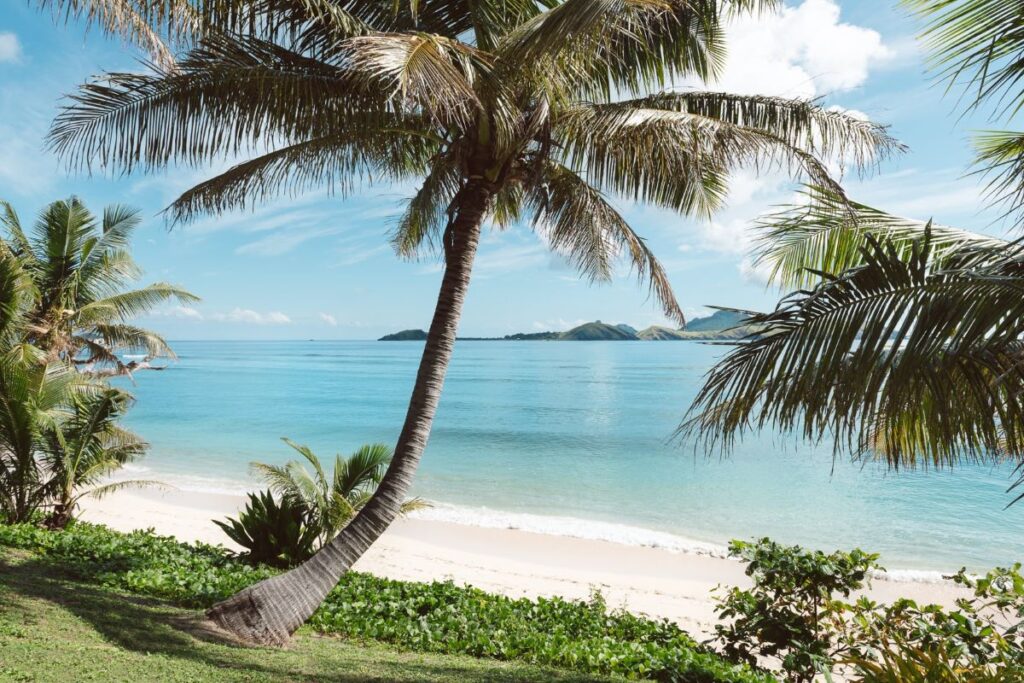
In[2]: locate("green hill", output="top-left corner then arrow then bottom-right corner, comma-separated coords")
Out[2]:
379,314 -> 759,342
558,321 -> 637,341
636,325 -> 689,340
684,309 -> 749,332
379,329 -> 428,341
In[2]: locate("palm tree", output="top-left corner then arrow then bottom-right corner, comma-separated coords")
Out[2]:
0,247 -> 84,522
687,1 -> 1024,491
40,387 -> 153,529
253,439 -> 426,546
47,0 -> 900,644
1,199 -> 198,375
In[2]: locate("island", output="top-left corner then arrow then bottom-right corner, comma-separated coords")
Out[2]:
380,310 -> 759,341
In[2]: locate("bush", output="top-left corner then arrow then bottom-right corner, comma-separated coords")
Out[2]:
0,522 -> 772,683
213,489 -> 318,568
839,565 -> 1024,681
713,538 -> 880,682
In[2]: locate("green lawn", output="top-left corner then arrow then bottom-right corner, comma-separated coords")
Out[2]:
0,549 -> 617,683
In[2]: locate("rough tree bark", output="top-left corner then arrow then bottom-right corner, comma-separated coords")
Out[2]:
205,180 -> 492,645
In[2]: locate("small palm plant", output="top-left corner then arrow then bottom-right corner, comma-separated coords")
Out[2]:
40,387 -> 155,529
252,439 -> 427,547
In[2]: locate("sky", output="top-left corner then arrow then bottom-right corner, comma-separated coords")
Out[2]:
0,1 -> 1011,339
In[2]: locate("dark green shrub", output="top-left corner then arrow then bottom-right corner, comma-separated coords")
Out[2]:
0,521 -> 772,683
713,538 -> 879,682
213,489 -> 318,568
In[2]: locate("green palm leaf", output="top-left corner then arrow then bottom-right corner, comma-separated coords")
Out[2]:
685,229 -> 1024,472
753,185 -> 1008,289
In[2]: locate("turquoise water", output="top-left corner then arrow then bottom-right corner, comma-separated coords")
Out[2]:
115,340 -> 1023,574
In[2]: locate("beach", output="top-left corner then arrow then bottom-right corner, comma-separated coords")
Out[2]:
79,488 -> 972,639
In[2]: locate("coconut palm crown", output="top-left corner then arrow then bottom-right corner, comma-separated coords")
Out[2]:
0,199 -> 198,375
47,0 -> 900,645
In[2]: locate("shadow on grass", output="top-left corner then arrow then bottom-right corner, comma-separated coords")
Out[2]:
0,553 -> 609,682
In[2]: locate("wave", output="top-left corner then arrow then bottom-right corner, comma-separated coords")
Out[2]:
114,470 -> 957,584
107,469 -> 253,497
412,502 -> 727,558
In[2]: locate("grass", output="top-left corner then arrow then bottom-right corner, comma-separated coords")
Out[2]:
0,548 -> 618,683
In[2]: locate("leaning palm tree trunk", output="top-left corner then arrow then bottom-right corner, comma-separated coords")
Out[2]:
206,183 -> 490,645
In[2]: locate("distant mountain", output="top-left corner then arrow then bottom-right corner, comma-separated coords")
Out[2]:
503,331 -> 561,340
379,312 -> 760,342
379,329 -> 428,341
636,325 -> 689,340
684,309 -> 749,332
559,321 -> 635,341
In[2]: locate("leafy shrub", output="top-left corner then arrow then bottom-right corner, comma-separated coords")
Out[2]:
713,538 -> 880,682
214,489 -> 318,568
0,522 -> 772,683
839,565 -> 1024,681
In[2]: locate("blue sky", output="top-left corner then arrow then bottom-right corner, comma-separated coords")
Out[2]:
0,1 -> 1009,339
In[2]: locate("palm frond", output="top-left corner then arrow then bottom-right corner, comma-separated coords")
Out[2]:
554,103 -> 849,217
753,185 -> 1007,289
973,130 -> 1024,226
902,0 -> 1024,118
399,496 -> 430,514
337,33 -> 486,127
35,0 -> 200,70
638,91 -> 904,172
391,156 -> 461,258
281,437 -> 328,487
76,478 -> 168,501
48,36 -> 394,173
77,283 -> 199,324
499,0 -> 723,101
685,229 -> 1024,469
168,129 -> 436,223
0,202 -> 38,267
527,161 -> 685,324
84,323 -> 176,359
335,443 -> 391,496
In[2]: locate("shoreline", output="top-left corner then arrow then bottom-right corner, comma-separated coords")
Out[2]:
79,488 -> 972,639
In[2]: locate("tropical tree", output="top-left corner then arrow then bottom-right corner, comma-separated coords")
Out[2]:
1,198 -> 198,375
0,247 -> 87,523
40,387 -> 153,529
0,352 -> 85,524
48,0 -> 900,644
687,1 -> 1024,488
253,439 -> 426,546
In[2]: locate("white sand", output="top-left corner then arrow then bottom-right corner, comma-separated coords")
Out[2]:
79,489 -> 971,639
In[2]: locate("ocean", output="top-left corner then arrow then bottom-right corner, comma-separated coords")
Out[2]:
114,340 -> 1024,576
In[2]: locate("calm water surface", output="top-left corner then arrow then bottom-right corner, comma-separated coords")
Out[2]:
115,340 -> 1024,573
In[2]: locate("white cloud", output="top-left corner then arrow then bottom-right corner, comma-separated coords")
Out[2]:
335,244 -> 389,266
703,0 -> 892,98
169,305 -> 203,320
208,308 -> 292,325
0,33 -> 22,63
236,226 -> 343,256
319,312 -> 338,326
